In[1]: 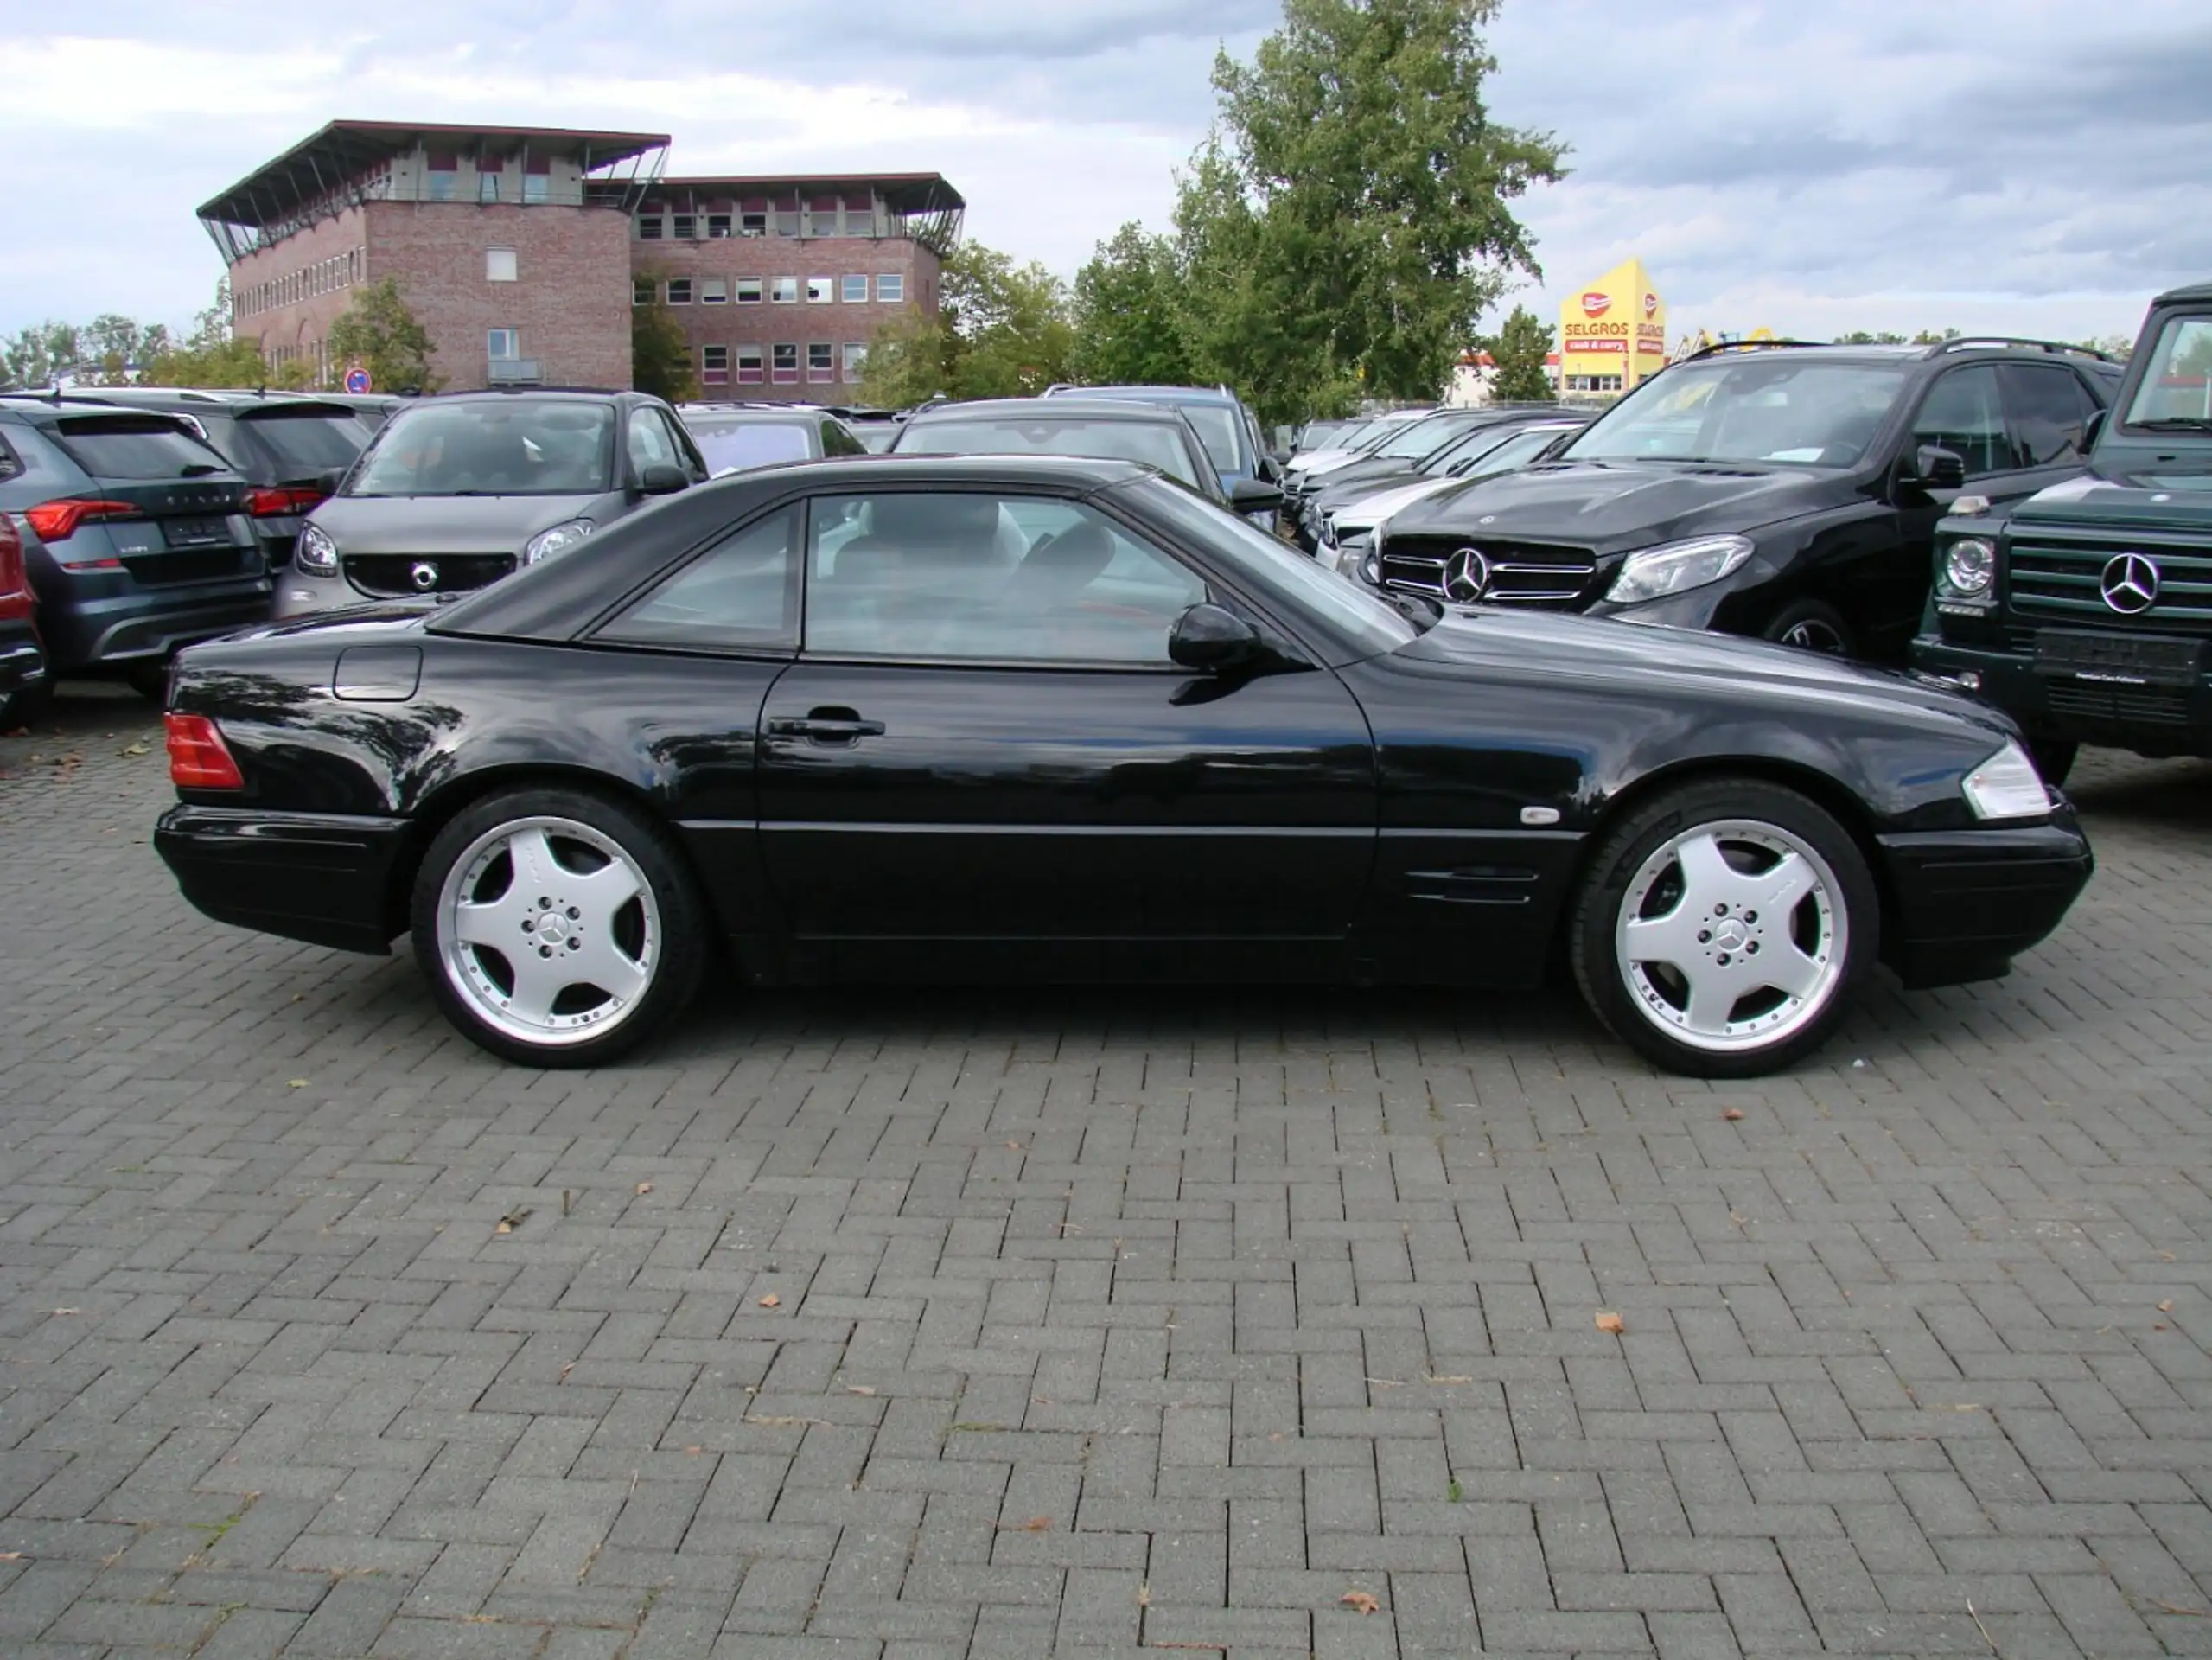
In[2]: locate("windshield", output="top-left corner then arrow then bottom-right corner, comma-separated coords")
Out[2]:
851,425 -> 901,453
1373,414 -> 1484,462
50,417 -> 231,480
1122,475 -> 1417,661
1458,424 -> 1576,475
1565,360 -> 1907,467
2124,314 -> 2212,427
238,410 -> 372,477
348,403 -> 615,497
689,421 -> 813,475
895,417 -> 1207,489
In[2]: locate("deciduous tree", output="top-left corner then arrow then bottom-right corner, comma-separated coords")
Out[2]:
860,242 -> 1075,407
1485,304 -> 1555,402
1070,224 -> 1196,387
327,278 -> 443,394
630,271 -> 698,402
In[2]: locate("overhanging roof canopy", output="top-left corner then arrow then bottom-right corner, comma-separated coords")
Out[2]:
649,172 -> 964,216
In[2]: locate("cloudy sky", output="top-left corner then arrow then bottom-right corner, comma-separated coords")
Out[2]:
4,0 -> 2209,347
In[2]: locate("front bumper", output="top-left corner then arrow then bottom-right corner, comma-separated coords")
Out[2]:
1911,633 -> 2212,760
156,804 -> 411,954
1876,811 -> 2093,990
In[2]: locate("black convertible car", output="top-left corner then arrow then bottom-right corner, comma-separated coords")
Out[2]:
155,456 -> 2092,1078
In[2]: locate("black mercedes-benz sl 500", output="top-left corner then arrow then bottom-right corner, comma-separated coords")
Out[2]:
154,456 -> 2092,1078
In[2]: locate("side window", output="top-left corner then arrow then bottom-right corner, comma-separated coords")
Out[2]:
0,434 -> 24,482
803,493 -> 1208,665
819,418 -> 864,457
2000,364 -> 2099,468
1912,366 -> 2009,478
627,407 -> 679,475
596,506 -> 800,653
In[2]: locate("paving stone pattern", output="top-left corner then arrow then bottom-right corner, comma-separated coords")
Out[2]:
3,686 -> 2211,1657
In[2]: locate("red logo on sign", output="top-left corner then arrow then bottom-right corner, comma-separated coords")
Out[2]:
1643,291 -> 1659,318
1580,291 -> 1611,318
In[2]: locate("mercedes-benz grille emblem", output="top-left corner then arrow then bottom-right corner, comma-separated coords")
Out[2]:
2100,552 -> 2160,615
409,560 -> 441,592
1444,546 -> 1492,603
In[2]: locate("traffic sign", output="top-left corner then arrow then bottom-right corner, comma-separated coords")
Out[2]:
343,363 -> 371,394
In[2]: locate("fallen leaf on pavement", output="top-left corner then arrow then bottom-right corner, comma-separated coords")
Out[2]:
2158,1300 -> 2175,1312
288,1080 -> 309,1089
1595,1312 -> 1625,1334
757,1293 -> 781,1308
1724,1108 -> 1745,1120
845,1385 -> 877,1396
119,742 -> 148,757
635,1181 -> 654,1195
1017,1516 -> 1051,1531
1342,1591 -> 1380,1614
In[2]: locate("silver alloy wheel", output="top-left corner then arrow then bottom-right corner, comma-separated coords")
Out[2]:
1778,616 -> 1848,654
1615,819 -> 1848,1055
435,815 -> 660,1049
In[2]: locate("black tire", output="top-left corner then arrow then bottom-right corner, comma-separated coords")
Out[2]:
409,785 -> 709,1068
1762,599 -> 1856,658
1569,778 -> 1881,1079
0,682 -> 50,732
2027,739 -> 2078,789
124,661 -> 170,702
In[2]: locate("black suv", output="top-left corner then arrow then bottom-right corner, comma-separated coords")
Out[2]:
1913,280 -> 2212,782
1370,340 -> 2122,661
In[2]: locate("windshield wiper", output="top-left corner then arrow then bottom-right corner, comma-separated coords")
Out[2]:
2132,417 -> 2212,432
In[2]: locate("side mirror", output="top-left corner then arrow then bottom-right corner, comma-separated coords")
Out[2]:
1169,603 -> 1263,672
1911,444 -> 1967,491
1228,476 -> 1284,515
2083,408 -> 2107,449
637,462 -> 691,496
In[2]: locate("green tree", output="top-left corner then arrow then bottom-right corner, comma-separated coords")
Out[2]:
0,323 -> 78,390
630,271 -> 698,402
1190,0 -> 1565,409
327,278 -> 443,394
860,241 -> 1075,407
141,280 -> 271,387
1910,327 -> 1962,345
1485,304 -> 1554,401
1833,329 -> 1909,345
1069,223 -> 1196,387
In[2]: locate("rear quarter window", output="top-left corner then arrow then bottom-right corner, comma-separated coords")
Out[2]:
48,416 -> 230,481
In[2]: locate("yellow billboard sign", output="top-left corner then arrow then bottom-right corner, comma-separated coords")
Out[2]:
1559,258 -> 1667,389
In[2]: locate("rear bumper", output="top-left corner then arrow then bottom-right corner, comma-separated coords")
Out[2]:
0,620 -> 47,698
1910,634 -> 2212,759
1876,813 -> 2094,989
41,582 -> 271,670
155,804 -> 409,954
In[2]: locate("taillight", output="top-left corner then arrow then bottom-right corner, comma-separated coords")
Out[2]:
244,486 -> 326,518
164,713 -> 244,790
24,498 -> 140,542
0,518 -> 28,622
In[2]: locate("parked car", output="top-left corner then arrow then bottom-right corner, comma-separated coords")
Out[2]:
156,454 -> 2088,1079
312,393 -> 408,431
60,387 -> 377,570
1284,408 -> 1434,480
277,390 -> 705,620
1042,384 -> 1270,499
1372,340 -> 2123,661
677,405 -> 870,476
888,397 -> 1277,513
1288,405 -> 1572,551
1323,418 -> 1589,578
0,512 -> 47,727
1913,280 -> 2212,782
0,396 -> 269,696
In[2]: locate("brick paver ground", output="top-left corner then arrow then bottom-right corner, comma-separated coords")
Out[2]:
3,682 -> 2210,1657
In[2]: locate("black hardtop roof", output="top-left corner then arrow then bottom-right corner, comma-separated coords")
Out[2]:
905,397 -> 1197,423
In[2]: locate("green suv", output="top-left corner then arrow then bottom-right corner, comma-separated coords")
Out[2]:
1912,280 -> 2212,783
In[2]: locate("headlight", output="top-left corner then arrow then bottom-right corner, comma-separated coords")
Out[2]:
1606,535 -> 1756,605
295,523 -> 338,575
1334,533 -> 1371,576
523,519 -> 595,565
1961,740 -> 2050,820
1943,537 -> 1995,597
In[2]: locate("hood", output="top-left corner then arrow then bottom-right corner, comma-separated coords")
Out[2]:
1333,475 -> 1463,533
1384,458 -> 1844,551
310,492 -> 605,557
1291,448 -> 1370,479
1393,605 -> 2016,741
2009,458 -> 2212,536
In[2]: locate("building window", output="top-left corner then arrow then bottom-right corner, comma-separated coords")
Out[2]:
807,343 -> 835,383
707,214 -> 731,239
741,209 -> 768,236
425,151 -> 457,201
843,342 -> 867,382
486,248 -> 518,282
736,345 -> 764,386
522,173 -> 550,205
488,329 -> 520,361
841,275 -> 869,303
700,278 -> 728,304
736,278 -> 763,304
772,344 -> 799,385
667,278 -> 692,305
771,278 -> 799,303
479,170 -> 501,203
775,203 -> 801,238
636,214 -> 663,240
633,276 -> 655,306
876,273 -> 905,303
672,214 -> 696,240
702,345 -> 730,387
807,278 -> 834,304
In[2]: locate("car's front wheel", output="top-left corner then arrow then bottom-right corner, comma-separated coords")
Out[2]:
1570,779 -> 1878,1077
410,787 -> 708,1067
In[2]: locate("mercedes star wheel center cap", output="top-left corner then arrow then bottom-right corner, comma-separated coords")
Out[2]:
1445,546 -> 1492,603
2100,552 -> 2159,615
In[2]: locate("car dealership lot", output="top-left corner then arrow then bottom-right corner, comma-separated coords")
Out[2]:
3,691 -> 2211,1657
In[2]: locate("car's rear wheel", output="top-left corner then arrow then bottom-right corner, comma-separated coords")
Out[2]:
1763,599 -> 1855,657
0,682 -> 49,731
124,661 -> 169,702
1570,779 -> 1878,1077
410,787 -> 708,1067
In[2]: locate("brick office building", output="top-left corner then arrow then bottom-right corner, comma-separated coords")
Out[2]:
196,122 -> 961,399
